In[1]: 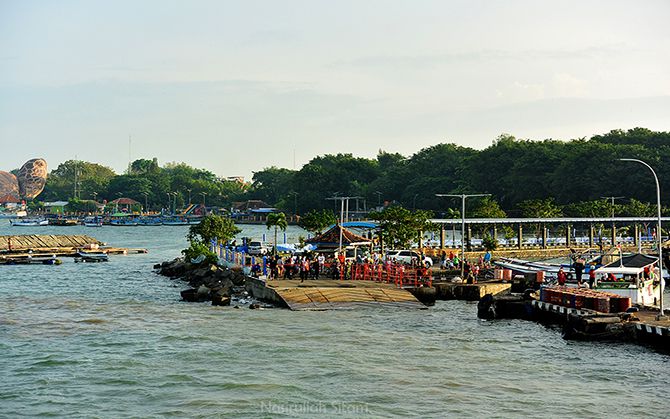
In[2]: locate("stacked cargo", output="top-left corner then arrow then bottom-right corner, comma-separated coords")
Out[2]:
539,286 -> 631,313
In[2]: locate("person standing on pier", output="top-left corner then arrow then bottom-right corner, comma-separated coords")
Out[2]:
558,267 -> 567,286
588,265 -> 596,289
574,257 -> 585,284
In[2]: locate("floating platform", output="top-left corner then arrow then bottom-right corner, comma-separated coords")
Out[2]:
246,278 -> 427,310
0,235 -> 147,261
0,234 -> 103,251
432,281 -> 511,301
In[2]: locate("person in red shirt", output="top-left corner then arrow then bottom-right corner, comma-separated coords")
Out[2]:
557,267 -> 567,286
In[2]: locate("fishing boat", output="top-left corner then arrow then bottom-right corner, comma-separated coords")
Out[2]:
9,218 -> 48,227
74,251 -> 109,263
162,217 -> 189,226
110,218 -> 139,226
83,216 -> 103,227
493,249 -> 609,280
138,217 -> 163,226
593,253 -> 664,307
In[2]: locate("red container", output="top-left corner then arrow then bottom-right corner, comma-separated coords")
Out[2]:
595,297 -> 610,313
618,297 -> 632,312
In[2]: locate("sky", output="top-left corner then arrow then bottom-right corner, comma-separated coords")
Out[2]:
1,0 -> 669,180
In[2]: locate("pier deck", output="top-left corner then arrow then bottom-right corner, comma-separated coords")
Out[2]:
246,278 -> 426,310
0,234 -> 102,251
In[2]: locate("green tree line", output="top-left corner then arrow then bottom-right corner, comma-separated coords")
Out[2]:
34,128 -> 670,217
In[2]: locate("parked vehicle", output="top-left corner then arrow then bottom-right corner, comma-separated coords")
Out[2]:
385,250 -> 433,267
248,241 -> 268,256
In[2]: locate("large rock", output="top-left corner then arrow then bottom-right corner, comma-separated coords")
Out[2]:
0,158 -> 47,201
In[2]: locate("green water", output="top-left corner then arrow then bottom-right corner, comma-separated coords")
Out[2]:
1,224 -> 669,418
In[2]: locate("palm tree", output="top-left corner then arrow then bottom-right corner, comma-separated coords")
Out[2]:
266,212 -> 288,256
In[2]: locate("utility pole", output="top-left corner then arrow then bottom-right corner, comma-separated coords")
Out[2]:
436,193 -> 491,279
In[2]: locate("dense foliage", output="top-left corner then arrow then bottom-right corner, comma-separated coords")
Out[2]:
35,128 -> 670,216
298,209 -> 337,234
369,206 -> 435,249
187,215 -> 241,245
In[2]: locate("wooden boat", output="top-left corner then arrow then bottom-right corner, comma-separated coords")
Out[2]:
10,218 -> 48,226
83,216 -> 103,227
74,251 -> 109,263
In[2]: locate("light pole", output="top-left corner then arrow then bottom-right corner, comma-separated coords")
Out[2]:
289,191 -> 299,216
619,158 -> 665,319
436,193 -> 491,279
601,195 -> 624,246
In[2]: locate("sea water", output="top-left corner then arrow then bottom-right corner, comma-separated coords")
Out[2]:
1,223 -> 669,418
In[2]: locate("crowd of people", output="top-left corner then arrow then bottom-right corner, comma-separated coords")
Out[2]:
250,250 -> 433,282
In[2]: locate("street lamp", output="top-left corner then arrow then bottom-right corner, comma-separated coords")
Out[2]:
619,158 -> 665,319
436,193 -> 491,279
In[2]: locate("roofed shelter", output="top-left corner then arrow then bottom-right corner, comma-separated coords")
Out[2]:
306,224 -> 372,254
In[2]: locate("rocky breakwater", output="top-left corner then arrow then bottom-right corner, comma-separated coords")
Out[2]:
155,258 -> 264,309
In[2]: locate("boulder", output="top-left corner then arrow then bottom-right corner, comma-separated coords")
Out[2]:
180,288 -> 208,302
212,296 -> 231,306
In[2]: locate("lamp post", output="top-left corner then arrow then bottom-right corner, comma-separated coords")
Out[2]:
619,158 -> 665,319
436,193 -> 491,279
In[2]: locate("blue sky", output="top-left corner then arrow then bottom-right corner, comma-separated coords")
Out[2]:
1,0 -> 669,179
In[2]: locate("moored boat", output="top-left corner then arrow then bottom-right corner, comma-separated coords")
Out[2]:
593,253 -> 664,307
10,218 -> 48,227
74,251 -> 109,263
83,216 -> 103,227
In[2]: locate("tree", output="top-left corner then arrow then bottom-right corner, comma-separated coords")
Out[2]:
266,212 -> 288,256
518,198 -> 563,218
187,214 -> 241,245
369,206 -> 434,249
299,209 -> 337,235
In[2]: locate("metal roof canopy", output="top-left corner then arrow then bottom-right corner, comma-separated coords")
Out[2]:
429,217 -> 670,225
